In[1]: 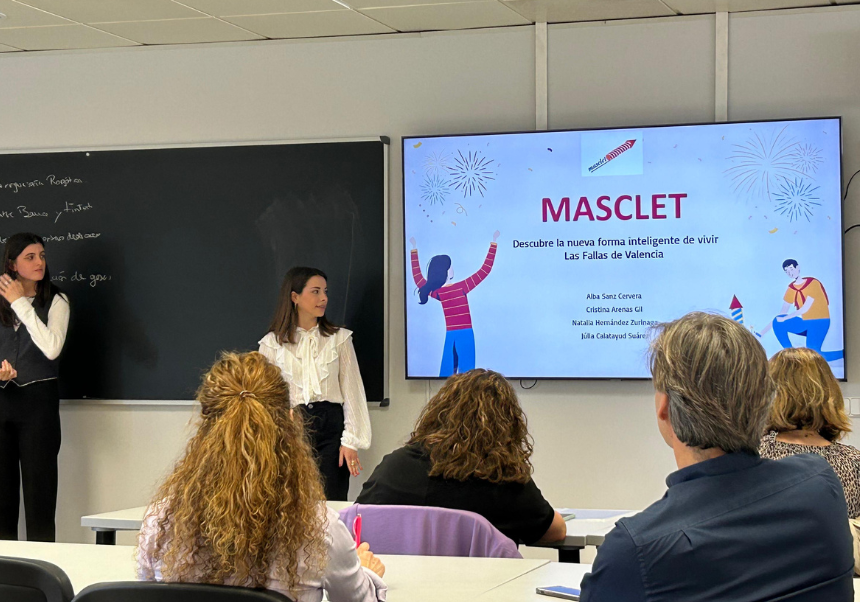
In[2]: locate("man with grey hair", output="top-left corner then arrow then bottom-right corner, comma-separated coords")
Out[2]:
579,312 -> 853,601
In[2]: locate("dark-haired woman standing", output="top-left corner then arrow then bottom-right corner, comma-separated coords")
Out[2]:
0,233 -> 69,541
410,231 -> 499,377
259,267 -> 371,501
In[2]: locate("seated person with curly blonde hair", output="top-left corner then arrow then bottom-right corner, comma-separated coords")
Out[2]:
759,347 -> 860,518
137,351 -> 386,602
356,368 -> 566,545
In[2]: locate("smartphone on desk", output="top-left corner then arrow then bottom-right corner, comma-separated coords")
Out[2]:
536,585 -> 580,600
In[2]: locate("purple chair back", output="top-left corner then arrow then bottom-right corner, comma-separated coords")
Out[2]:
338,504 -> 522,558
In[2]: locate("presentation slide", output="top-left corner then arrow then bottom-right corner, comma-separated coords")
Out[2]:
403,118 -> 844,379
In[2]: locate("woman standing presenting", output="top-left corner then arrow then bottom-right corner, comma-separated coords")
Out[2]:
259,267 -> 371,500
0,233 -> 69,541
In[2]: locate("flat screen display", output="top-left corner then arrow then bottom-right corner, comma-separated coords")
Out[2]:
403,118 -> 844,379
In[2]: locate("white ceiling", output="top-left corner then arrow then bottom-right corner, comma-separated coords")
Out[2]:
0,0 -> 855,52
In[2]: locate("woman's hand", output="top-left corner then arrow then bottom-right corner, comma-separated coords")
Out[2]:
340,446 -> 363,477
0,274 -> 25,304
493,230 -> 500,242
356,542 -> 385,578
409,237 -> 417,249
0,359 -> 17,381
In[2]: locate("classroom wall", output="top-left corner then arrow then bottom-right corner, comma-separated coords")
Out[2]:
0,5 -> 858,546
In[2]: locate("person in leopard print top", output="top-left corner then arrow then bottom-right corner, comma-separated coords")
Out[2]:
759,347 -> 860,518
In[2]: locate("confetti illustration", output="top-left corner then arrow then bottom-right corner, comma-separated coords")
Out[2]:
769,227 -> 779,234
773,177 -> 821,222
413,142 -> 422,149
448,150 -> 495,198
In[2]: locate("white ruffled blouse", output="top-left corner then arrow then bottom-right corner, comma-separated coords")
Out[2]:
258,326 -> 371,451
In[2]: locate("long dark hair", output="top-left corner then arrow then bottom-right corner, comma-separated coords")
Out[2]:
418,255 -> 451,304
0,232 -> 60,328
268,266 -> 340,344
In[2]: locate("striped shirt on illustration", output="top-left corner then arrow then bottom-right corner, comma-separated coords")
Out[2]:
411,243 -> 497,331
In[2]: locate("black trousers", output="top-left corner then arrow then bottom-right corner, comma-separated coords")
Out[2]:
0,380 -> 61,542
298,401 -> 350,501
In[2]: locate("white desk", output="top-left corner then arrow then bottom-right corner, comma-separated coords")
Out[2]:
0,540 -> 549,602
0,541 -> 137,593
82,503 -> 632,564
536,509 -> 634,562
477,561 -> 591,601
81,500 -> 356,545
480,561 -> 860,602
4,542 -> 859,602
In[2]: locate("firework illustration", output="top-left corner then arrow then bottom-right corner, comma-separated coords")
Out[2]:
448,150 -> 495,198
773,177 -> 821,222
588,139 -> 636,173
788,143 -> 824,175
730,295 -> 744,325
420,173 -> 450,205
724,126 -> 806,202
423,151 -> 452,175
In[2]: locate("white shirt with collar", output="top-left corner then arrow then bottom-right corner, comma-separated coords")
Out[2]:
258,326 -> 371,451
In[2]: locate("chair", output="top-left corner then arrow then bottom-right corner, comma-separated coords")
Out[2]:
71,581 -> 294,602
0,555 -> 74,602
339,503 -> 522,558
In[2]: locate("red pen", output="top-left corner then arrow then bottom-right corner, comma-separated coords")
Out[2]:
353,514 -> 362,547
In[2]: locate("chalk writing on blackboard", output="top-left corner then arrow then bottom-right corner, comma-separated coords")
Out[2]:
17,206 -> 49,218
58,271 -> 112,287
54,202 -> 93,223
1,232 -> 101,245
0,175 -> 83,193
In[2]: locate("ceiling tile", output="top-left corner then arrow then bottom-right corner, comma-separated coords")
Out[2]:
178,0 -> 344,16
348,0 -> 483,8
503,0 -> 674,22
224,10 -> 395,37
0,24 -> 139,50
0,0 -> 70,28
0,42 -> 21,51
834,0 -> 860,4
91,17 -> 264,44
663,0 -> 830,13
16,0 -> 203,23
361,1 -> 530,31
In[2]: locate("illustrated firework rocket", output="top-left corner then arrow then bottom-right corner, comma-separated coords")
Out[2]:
588,139 -> 637,173
730,295 -> 744,324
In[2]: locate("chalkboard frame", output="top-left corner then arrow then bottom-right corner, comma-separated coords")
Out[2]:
0,136 -> 390,406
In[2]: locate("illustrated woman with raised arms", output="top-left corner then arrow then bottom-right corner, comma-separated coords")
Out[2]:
410,231 -> 499,377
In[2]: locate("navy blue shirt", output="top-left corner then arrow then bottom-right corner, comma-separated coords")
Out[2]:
580,453 -> 854,602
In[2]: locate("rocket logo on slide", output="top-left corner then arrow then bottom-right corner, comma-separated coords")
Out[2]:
588,139 -> 636,173
581,130 -> 643,177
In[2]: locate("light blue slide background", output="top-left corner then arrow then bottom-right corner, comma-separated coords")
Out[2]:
404,119 -> 844,379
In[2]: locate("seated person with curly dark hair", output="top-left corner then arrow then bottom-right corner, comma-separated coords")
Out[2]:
356,368 -> 565,545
